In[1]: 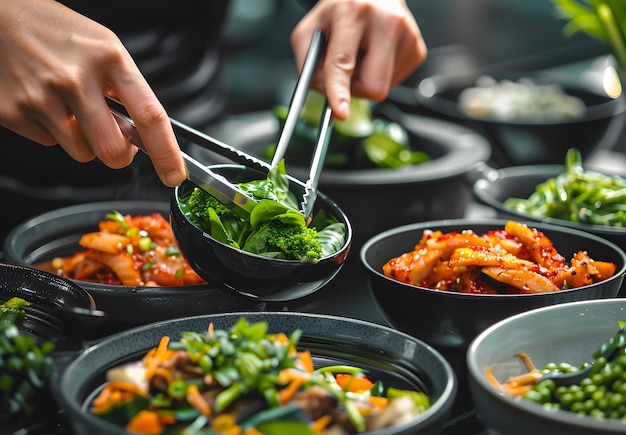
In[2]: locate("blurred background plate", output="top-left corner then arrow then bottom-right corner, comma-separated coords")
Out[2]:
412,65 -> 626,167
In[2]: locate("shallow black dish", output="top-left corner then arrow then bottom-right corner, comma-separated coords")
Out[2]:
188,105 -> 491,248
171,165 -> 352,302
0,262 -> 98,434
414,70 -> 626,166
473,164 -> 626,254
3,201 -> 265,331
52,311 -> 457,435
361,218 -> 626,363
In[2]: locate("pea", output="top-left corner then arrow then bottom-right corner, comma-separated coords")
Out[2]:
589,408 -> 606,419
570,401 -> 585,413
583,399 -> 597,413
591,373 -> 605,385
559,392 -> 575,408
610,393 -> 625,408
592,389 -> 605,403
584,384 -> 598,396
524,390 -> 545,403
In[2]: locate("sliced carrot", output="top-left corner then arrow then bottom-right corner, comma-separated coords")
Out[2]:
144,336 -> 171,380
187,384 -> 212,417
310,414 -> 333,433
335,373 -> 374,392
212,413 -> 242,435
368,395 -> 388,408
126,410 -> 164,435
278,378 -> 305,404
298,350 -> 314,374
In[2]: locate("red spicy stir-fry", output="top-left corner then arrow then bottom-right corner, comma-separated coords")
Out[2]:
383,220 -> 617,294
40,211 -> 205,287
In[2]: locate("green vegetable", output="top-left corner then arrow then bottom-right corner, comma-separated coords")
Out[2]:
180,160 -> 347,261
0,297 -> 30,329
552,0 -> 626,68
0,324 -> 55,423
503,147 -> 626,227
267,90 -> 430,170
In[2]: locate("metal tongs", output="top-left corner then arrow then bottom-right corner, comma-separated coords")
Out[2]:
107,28 -> 332,219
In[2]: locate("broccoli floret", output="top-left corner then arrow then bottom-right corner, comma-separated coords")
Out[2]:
186,187 -> 231,227
245,221 -> 322,262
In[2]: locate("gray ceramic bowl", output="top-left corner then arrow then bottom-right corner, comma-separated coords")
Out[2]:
52,312 -> 457,435
2,201 -> 265,331
467,298 -> 626,435
415,70 -> 626,167
361,218 -> 626,361
188,105 -> 491,248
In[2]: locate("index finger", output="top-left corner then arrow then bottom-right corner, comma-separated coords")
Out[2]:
322,20 -> 367,121
111,79 -> 186,188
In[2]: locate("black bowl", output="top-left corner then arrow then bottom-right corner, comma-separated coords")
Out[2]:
360,219 -> 626,361
467,298 -> 626,435
414,70 -> 626,166
51,312 -> 457,435
473,164 -> 626,254
2,201 -> 265,332
0,262 -> 98,434
0,262 -> 98,344
188,105 -> 491,248
171,165 -> 352,302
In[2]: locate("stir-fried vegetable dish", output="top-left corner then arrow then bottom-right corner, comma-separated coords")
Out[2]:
382,220 -> 616,294
39,211 -> 206,287
505,148 -> 626,227
263,90 -> 430,170
487,323 -> 626,420
0,297 -> 55,424
91,318 -> 430,434
180,160 -> 347,262
458,75 -> 586,122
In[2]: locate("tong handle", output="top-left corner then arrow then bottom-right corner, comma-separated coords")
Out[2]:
272,28 -> 327,168
106,96 -> 270,174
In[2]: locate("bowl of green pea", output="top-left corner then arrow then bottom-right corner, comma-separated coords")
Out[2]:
473,148 -> 626,255
467,298 -> 626,435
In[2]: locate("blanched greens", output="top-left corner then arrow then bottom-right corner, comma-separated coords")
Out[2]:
180,160 -> 347,262
0,297 -> 55,423
504,148 -> 626,227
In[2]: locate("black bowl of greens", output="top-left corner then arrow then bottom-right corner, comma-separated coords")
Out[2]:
473,148 -> 626,254
189,96 -> 491,248
171,164 -> 352,302
52,312 -> 457,435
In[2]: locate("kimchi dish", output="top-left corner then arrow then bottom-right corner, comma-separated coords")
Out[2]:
383,220 -> 617,294
40,211 -> 205,287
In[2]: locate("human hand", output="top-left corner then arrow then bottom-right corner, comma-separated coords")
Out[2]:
0,0 -> 186,187
291,0 -> 427,121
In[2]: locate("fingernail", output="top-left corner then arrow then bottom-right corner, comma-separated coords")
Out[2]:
338,100 -> 350,120
164,170 -> 186,188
